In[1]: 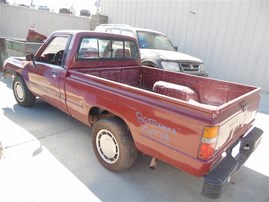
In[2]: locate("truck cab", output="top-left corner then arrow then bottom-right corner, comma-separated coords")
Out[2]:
95,24 -> 208,77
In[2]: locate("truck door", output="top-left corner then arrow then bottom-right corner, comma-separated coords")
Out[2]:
28,35 -> 70,111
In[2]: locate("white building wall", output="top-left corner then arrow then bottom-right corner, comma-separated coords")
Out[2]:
0,4 -> 91,39
101,0 -> 269,92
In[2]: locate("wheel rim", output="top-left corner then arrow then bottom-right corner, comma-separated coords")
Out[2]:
14,82 -> 25,101
96,129 -> 119,164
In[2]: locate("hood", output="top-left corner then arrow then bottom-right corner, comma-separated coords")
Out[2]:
3,56 -> 27,70
140,49 -> 203,63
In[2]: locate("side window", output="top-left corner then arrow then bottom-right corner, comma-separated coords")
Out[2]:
137,32 -> 149,48
125,41 -> 138,59
78,38 -> 98,59
36,36 -> 69,65
77,38 -> 138,60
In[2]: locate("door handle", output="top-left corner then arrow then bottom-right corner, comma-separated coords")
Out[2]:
51,71 -> 57,78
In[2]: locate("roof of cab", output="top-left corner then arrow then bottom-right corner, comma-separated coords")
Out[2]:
49,30 -> 137,41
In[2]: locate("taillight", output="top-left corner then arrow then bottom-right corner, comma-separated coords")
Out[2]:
198,126 -> 219,160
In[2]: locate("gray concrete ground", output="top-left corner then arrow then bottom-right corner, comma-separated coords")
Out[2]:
0,72 -> 269,202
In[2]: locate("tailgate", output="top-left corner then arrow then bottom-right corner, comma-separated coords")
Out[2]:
200,89 -> 262,199
214,91 -> 260,155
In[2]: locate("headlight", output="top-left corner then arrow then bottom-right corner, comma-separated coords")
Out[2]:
161,62 -> 180,71
198,63 -> 208,77
200,63 -> 205,71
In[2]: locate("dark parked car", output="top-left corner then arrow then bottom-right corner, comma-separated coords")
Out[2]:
80,9 -> 91,17
59,8 -> 72,15
38,5 -> 50,11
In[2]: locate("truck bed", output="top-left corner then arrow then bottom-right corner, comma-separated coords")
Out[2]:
72,66 -> 260,109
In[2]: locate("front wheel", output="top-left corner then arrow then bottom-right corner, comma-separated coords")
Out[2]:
13,75 -> 36,107
92,117 -> 138,172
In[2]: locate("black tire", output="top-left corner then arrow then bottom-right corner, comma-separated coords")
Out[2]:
92,117 -> 138,172
13,75 -> 36,107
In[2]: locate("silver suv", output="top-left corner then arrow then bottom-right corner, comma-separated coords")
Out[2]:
95,24 -> 208,77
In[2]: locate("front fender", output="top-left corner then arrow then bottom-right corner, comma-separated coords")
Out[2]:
141,59 -> 157,67
2,56 -> 27,79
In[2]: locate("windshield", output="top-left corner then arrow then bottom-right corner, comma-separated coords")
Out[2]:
137,31 -> 175,51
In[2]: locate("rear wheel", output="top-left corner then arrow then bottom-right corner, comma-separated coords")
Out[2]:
92,117 -> 138,172
13,75 -> 36,107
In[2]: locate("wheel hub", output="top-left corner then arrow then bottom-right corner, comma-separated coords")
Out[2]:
96,129 -> 119,164
15,82 -> 25,101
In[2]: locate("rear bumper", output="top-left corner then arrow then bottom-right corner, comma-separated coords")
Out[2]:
201,127 -> 263,199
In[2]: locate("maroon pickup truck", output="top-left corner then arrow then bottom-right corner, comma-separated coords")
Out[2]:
2,30 -> 263,199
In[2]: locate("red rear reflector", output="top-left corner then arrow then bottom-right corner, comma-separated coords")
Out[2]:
199,143 -> 215,159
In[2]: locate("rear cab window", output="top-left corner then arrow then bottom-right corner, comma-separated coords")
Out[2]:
77,37 -> 138,60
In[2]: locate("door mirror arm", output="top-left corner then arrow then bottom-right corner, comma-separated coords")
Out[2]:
26,53 -> 36,66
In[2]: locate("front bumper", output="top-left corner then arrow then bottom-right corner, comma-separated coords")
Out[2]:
201,127 -> 263,199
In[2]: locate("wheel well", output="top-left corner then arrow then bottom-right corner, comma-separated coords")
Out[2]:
142,61 -> 156,67
3,69 -> 18,78
89,107 -> 121,125
89,107 -> 137,148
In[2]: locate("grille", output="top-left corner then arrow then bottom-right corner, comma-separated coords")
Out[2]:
180,63 -> 200,72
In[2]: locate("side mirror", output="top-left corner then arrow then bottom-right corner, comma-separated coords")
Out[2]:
26,53 -> 36,66
174,46 -> 178,51
26,53 -> 34,61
